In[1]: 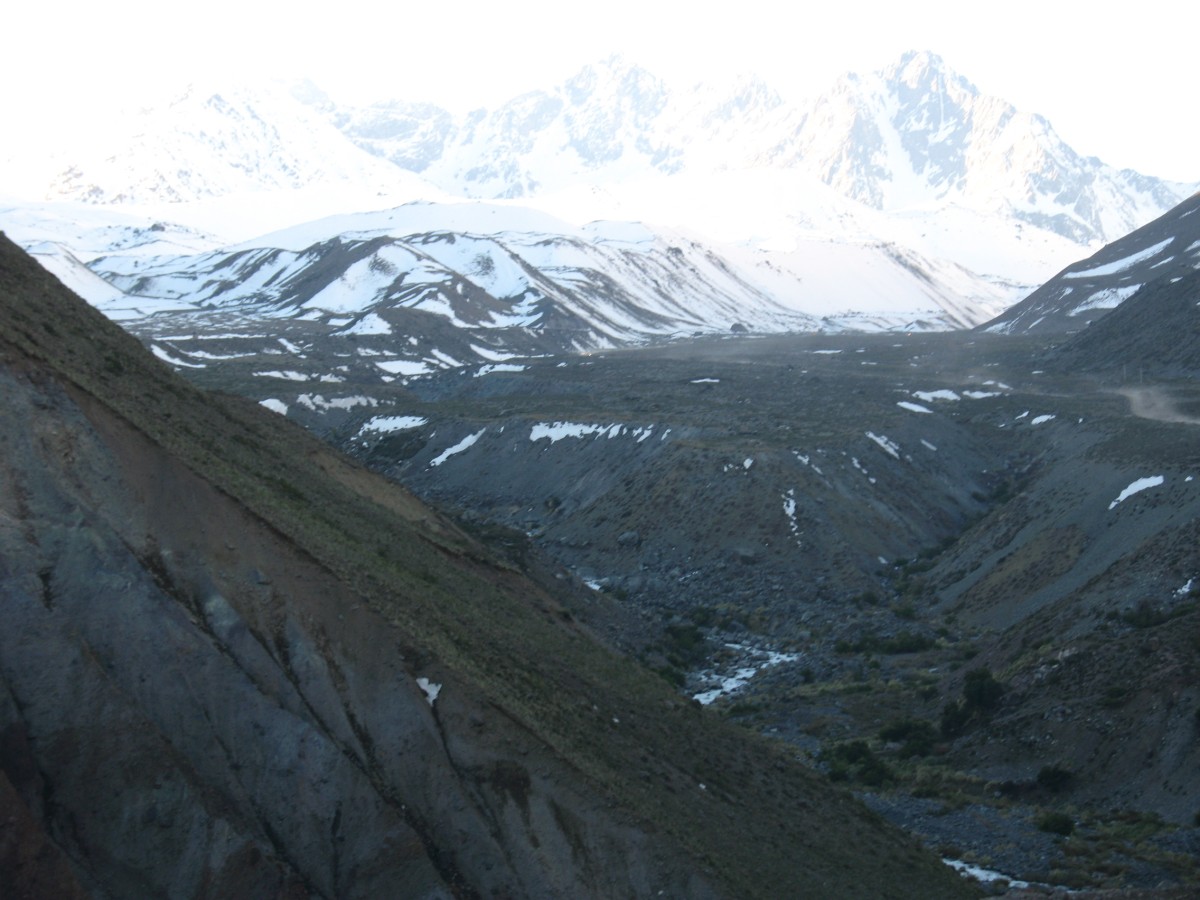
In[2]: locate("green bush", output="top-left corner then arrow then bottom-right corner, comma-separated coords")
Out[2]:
878,718 -> 939,757
963,668 -> 1004,710
820,740 -> 894,787
1122,600 -> 1169,628
1036,811 -> 1074,836
1037,765 -> 1074,793
941,668 -> 1005,738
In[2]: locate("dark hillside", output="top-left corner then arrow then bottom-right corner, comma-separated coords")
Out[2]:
1046,268 -> 1200,378
981,191 -> 1200,336
0,231 -> 975,897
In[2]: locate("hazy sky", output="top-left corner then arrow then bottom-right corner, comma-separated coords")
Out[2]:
7,0 -> 1197,182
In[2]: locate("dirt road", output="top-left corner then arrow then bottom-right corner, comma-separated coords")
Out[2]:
1115,386 -> 1200,425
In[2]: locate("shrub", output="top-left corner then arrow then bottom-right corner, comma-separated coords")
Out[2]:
820,740 -> 895,787
963,667 -> 1004,710
879,717 -> 939,757
940,700 -> 972,738
1122,599 -> 1168,628
836,630 -> 935,655
1037,765 -> 1074,793
1036,811 -> 1074,836
941,668 -> 1005,738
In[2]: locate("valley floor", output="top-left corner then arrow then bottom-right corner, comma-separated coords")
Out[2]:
123,322 -> 1200,894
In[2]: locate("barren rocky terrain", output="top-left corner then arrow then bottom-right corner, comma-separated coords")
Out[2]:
1,234 -> 982,897
8,192 -> 1200,894
88,288 -> 1200,893
302,328 -> 1200,893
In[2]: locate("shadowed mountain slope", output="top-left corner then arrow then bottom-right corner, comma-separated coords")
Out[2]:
0,232 -> 975,897
982,191 -> 1200,336
1046,266 -> 1200,378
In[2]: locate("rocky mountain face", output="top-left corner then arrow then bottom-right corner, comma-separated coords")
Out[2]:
765,53 -> 1187,243
984,190 -> 1200,337
0,234 -> 977,898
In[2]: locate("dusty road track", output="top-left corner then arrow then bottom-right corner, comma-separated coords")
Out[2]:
1115,386 -> 1200,425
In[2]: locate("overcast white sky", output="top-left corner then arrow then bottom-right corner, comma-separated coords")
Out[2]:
6,0 -> 1197,182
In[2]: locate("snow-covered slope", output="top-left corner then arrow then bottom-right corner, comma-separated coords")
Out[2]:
87,199 -> 1017,347
89,203 -> 816,350
39,82 -> 432,207
768,52 -> 1191,245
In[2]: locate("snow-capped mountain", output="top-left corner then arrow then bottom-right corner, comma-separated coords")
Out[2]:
39,81 -> 433,208
766,52 -> 1188,244
2,50 -> 1194,346
87,203 -> 816,353
0,197 -> 1011,361
11,52 -> 1191,255
306,52 -> 1194,248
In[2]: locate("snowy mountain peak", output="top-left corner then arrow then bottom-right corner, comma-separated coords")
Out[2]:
886,50 -> 975,95
44,80 -> 428,207
563,55 -> 667,110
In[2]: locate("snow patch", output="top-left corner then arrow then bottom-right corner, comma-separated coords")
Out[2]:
782,489 -> 800,546
259,398 -> 288,415
357,415 -> 427,435
151,344 -> 206,368
1108,475 -> 1164,510
476,363 -> 526,377
296,393 -> 377,411
254,370 -> 308,381
1062,238 -> 1173,279
430,429 -> 485,467
1069,284 -> 1143,315
341,313 -> 391,335
416,677 -> 441,707
470,343 -> 517,362
376,359 -> 431,376
865,432 -> 900,459
531,422 -> 609,443
897,401 -> 932,414
913,389 -> 960,402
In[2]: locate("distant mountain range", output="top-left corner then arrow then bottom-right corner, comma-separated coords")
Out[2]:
310,52 -> 1189,248
21,52 -> 1189,248
1,51 -> 1195,341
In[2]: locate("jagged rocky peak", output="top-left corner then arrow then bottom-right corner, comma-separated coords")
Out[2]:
883,51 -> 979,184
563,54 -> 669,113
885,50 -> 978,100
